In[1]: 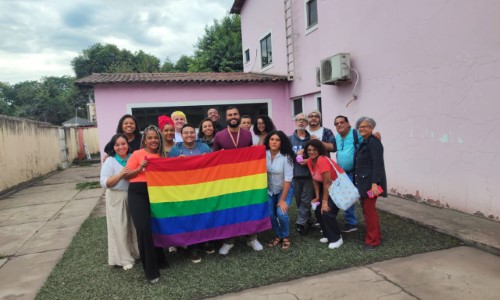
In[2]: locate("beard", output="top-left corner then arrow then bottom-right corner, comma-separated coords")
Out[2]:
227,118 -> 241,128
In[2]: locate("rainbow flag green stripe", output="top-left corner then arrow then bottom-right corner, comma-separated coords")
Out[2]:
150,188 -> 268,218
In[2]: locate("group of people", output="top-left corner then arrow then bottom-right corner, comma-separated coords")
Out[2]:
100,106 -> 387,283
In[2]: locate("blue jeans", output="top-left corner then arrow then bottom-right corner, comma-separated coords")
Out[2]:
267,188 -> 293,238
344,172 -> 358,226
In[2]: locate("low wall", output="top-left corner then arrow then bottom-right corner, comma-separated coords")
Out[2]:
0,115 -> 99,193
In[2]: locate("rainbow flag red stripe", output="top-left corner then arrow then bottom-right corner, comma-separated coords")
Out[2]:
145,146 -> 270,247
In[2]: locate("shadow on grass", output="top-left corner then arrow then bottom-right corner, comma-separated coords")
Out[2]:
36,204 -> 461,299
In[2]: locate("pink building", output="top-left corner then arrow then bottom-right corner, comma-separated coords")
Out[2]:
76,72 -> 290,158
232,0 -> 500,219
77,0 -> 500,220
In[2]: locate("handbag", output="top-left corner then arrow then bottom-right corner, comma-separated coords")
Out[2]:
326,158 -> 360,210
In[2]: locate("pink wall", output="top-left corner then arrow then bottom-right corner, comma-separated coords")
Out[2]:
94,82 -> 291,156
240,0 -> 288,76
238,0 -> 500,219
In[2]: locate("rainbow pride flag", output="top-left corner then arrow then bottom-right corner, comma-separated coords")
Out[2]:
145,145 -> 270,247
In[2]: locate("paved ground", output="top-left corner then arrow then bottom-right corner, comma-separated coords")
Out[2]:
1,164 -> 500,300
0,164 -> 103,300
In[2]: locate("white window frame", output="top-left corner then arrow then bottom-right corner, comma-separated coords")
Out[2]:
304,0 -> 318,35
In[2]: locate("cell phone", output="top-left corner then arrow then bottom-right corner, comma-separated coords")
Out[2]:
367,186 -> 383,198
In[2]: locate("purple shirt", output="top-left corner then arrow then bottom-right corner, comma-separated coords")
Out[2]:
213,128 -> 253,150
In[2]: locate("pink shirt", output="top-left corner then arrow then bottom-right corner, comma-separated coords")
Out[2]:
307,156 -> 342,182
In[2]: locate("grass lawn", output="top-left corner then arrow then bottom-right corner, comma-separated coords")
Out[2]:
36,204 -> 461,299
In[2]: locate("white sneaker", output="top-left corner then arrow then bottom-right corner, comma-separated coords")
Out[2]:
122,264 -> 133,271
247,239 -> 263,251
328,237 -> 343,249
219,243 -> 234,255
149,277 -> 159,284
319,237 -> 328,243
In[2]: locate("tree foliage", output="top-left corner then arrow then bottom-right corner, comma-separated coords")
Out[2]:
0,76 -> 81,124
71,44 -> 161,78
190,14 -> 243,72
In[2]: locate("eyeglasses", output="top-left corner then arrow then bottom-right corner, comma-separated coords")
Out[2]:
296,118 -> 307,122
358,125 -> 372,129
308,115 -> 320,119
334,121 -> 346,126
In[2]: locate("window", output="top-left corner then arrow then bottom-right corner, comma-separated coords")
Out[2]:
244,49 -> 250,64
260,34 -> 272,68
131,103 -> 270,131
292,98 -> 303,116
306,0 -> 318,28
316,96 -> 322,116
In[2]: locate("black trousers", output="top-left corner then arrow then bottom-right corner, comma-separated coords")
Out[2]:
128,182 -> 166,280
314,183 -> 341,243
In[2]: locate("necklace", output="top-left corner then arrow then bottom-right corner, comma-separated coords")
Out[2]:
228,128 -> 240,148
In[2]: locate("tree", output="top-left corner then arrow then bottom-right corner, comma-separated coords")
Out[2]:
0,82 -> 13,115
133,50 -> 161,72
4,77 -> 77,124
175,55 -> 194,72
71,43 -> 161,79
190,14 -> 243,72
160,57 -> 176,72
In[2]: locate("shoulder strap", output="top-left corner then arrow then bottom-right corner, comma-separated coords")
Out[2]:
325,157 -> 341,176
352,129 -> 359,146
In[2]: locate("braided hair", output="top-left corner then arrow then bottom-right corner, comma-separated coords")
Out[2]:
140,125 -> 167,158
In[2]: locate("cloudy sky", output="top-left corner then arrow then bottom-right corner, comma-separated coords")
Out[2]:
0,0 -> 234,84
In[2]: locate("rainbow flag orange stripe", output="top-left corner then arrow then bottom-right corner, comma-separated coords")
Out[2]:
145,146 -> 270,247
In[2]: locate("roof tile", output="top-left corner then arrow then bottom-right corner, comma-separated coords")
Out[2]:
75,72 -> 287,86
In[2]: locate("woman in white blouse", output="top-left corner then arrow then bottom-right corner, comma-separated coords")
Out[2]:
100,133 -> 139,270
264,130 -> 296,250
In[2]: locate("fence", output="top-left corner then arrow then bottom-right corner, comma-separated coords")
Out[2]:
0,115 -> 99,193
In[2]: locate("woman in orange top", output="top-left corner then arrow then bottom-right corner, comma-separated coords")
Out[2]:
126,125 -> 167,283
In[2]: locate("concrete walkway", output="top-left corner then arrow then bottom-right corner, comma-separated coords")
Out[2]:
0,164 -> 103,300
1,165 -> 500,299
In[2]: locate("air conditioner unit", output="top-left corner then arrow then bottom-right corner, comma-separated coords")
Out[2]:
320,53 -> 351,85
315,67 -> 321,87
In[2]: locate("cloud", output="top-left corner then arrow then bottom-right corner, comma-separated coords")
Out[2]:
0,0 -> 234,83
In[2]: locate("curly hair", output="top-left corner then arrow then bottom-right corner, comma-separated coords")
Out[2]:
140,125 -> 167,157
253,114 -> 276,135
303,139 -> 327,159
263,130 -> 296,165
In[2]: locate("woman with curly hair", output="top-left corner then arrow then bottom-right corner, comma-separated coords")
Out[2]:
125,125 -> 168,283
304,139 -> 343,250
264,130 -> 296,250
253,114 -> 276,145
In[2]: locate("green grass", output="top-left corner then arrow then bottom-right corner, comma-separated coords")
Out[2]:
75,181 -> 100,190
36,205 -> 461,299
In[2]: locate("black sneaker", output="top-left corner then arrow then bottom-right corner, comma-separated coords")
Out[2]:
311,222 -> 321,229
202,243 -> 215,254
341,224 -> 358,233
364,245 -> 377,251
296,224 -> 309,236
190,251 -> 202,263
